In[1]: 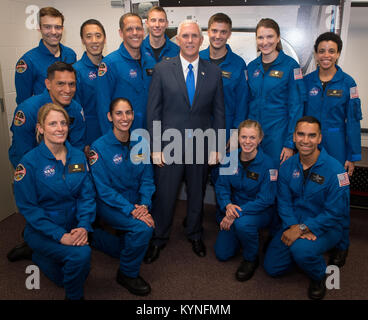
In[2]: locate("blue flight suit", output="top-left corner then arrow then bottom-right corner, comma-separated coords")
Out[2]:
304,65 -> 362,164
73,52 -> 103,146
13,141 -> 96,300
214,148 -> 277,262
96,43 -> 156,134
88,129 -> 155,278
304,65 -> 362,251
264,148 -> 350,281
142,34 -> 179,63
200,44 -> 249,143
15,39 -> 76,105
8,89 -> 86,168
247,50 -> 305,163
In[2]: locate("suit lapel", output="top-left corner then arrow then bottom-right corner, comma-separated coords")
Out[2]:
172,56 -> 190,106
192,59 -> 206,108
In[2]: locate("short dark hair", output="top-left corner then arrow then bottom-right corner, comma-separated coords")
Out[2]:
39,7 -> 64,26
314,32 -> 343,53
80,19 -> 106,38
256,18 -> 282,51
147,6 -> 167,20
109,97 -> 133,114
208,13 -> 232,29
119,13 -> 142,30
295,116 -> 321,132
47,62 -> 76,80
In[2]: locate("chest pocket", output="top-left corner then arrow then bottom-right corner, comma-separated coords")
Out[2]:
304,173 -> 328,203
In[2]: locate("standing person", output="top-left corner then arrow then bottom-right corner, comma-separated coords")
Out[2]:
9,62 -> 86,169
15,7 -> 76,104
13,103 -> 95,300
89,98 -> 155,296
264,116 -> 350,300
144,20 -> 225,263
97,13 -> 155,134
304,32 -> 362,267
142,6 -> 179,64
247,18 -> 305,165
215,120 -> 277,282
200,13 -> 248,146
74,19 -> 106,148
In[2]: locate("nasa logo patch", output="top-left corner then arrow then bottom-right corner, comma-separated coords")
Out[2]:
113,154 -> 123,165
129,69 -> 137,79
309,87 -> 319,96
88,71 -> 97,80
43,165 -> 56,178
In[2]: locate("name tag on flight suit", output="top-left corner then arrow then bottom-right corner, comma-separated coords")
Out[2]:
327,89 -> 343,97
269,70 -> 283,78
310,172 -> 325,185
146,68 -> 154,76
247,171 -> 259,181
68,163 -> 85,173
221,70 -> 232,79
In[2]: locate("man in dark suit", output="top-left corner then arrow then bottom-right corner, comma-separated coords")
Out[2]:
144,20 -> 225,263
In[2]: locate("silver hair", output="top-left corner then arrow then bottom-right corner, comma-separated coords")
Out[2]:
177,19 -> 203,37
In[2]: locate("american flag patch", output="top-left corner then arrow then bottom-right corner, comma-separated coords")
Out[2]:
350,86 -> 359,99
269,169 -> 278,181
337,172 -> 350,187
294,68 -> 303,80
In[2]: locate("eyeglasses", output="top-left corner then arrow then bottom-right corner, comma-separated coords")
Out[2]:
41,24 -> 63,31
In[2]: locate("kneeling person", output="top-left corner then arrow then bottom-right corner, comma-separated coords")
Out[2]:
88,98 -> 155,296
264,116 -> 350,300
215,120 -> 277,281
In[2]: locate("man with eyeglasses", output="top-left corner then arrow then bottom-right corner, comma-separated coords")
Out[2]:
97,13 -> 155,133
15,7 -> 76,104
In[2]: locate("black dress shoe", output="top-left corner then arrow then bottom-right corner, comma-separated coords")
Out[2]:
116,270 -> 151,296
236,257 -> 259,282
144,243 -> 165,264
328,248 -> 348,268
190,239 -> 206,257
7,241 -> 33,262
308,277 -> 326,300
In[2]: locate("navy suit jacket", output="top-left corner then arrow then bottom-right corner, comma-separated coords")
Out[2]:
147,55 -> 225,155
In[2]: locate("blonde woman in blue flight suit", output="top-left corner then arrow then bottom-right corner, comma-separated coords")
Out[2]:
13,103 -> 95,300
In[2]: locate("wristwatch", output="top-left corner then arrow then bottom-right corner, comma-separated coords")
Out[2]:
299,224 -> 308,234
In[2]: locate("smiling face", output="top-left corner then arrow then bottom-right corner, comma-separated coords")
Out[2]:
177,22 -> 203,62
81,24 -> 106,57
38,110 -> 68,146
45,70 -> 76,107
146,10 -> 168,39
39,15 -> 63,48
315,40 -> 340,71
293,122 -> 322,158
208,21 -> 231,51
239,126 -> 262,158
108,100 -> 134,134
256,26 -> 280,60
120,15 -> 144,51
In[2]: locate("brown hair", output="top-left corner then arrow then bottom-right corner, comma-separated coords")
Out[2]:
36,103 -> 69,143
208,12 -> 232,29
238,119 -> 264,140
255,18 -> 282,51
119,12 -> 142,30
147,6 -> 167,20
39,7 -> 64,26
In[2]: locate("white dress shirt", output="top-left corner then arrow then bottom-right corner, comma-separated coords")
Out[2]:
180,54 -> 199,87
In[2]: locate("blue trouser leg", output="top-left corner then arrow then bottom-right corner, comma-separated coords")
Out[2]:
234,213 -> 271,261
24,226 -> 91,300
264,228 -> 343,281
335,217 -> 350,251
214,224 -> 240,261
96,203 -> 153,278
32,252 -> 64,287
91,228 -> 120,259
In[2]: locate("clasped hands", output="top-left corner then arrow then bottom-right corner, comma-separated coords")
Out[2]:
60,227 -> 88,246
281,224 -> 317,247
131,204 -> 155,228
